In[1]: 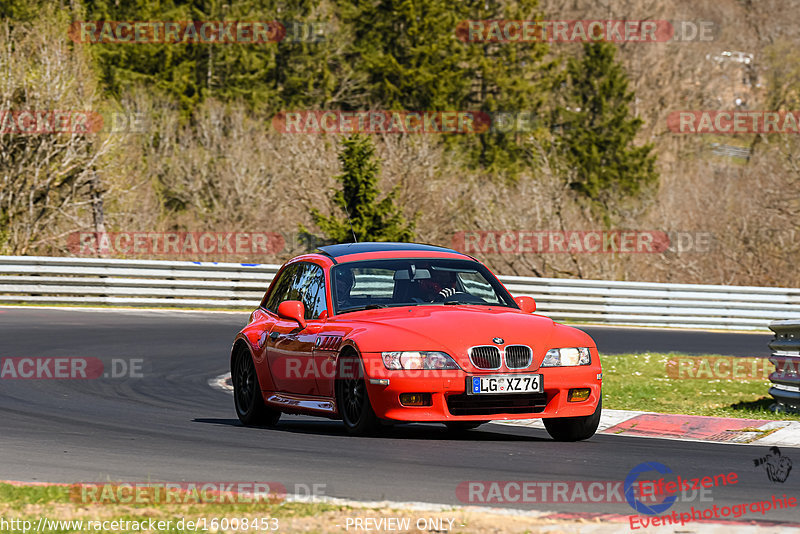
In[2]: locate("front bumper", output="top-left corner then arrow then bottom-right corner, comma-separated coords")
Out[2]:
361,358 -> 602,422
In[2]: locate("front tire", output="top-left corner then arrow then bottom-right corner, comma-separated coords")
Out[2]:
335,354 -> 381,435
544,397 -> 602,442
233,347 -> 280,427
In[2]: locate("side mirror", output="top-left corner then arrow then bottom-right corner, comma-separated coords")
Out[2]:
277,300 -> 307,329
515,296 -> 536,313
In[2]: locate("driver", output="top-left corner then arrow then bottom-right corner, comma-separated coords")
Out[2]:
334,268 -> 355,308
420,270 -> 458,301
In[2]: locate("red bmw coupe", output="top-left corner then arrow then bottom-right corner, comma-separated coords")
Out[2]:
230,242 -> 602,440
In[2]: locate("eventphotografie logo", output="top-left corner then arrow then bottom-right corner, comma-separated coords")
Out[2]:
625,462 -> 678,516
624,462 -> 736,516
753,447 -> 793,484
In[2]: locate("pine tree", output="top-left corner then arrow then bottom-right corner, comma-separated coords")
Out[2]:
338,0 -> 553,176
559,41 -> 657,221
305,135 -> 415,244
79,0 -> 341,116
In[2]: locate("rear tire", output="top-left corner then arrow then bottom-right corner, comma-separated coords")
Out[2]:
544,397 -> 601,442
335,354 -> 381,436
233,347 -> 281,427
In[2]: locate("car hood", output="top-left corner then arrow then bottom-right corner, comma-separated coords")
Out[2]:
331,305 -> 595,368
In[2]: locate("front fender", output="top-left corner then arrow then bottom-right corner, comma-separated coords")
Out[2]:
231,328 -> 276,393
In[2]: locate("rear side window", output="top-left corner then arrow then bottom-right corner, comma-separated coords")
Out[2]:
262,262 -> 328,319
292,263 -> 328,319
263,264 -> 299,312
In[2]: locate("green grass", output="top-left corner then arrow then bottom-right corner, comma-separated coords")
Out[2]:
0,484 -> 71,510
602,352 -> 800,421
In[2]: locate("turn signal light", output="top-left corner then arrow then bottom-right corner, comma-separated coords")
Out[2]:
399,393 -> 432,406
568,388 -> 591,402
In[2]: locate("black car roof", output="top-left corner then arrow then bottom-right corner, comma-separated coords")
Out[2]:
317,242 -> 468,259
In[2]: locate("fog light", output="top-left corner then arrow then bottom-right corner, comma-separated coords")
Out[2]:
568,388 -> 591,402
399,393 -> 432,406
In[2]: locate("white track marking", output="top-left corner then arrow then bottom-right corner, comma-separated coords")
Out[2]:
208,372 -> 233,394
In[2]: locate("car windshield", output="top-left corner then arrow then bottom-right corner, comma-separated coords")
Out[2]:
331,258 -> 516,314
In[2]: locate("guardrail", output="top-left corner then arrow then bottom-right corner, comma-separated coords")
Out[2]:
768,320 -> 800,412
709,142 -> 752,160
0,256 -> 278,308
1,256 -> 799,330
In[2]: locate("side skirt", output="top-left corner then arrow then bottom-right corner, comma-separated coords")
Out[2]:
264,392 -> 339,419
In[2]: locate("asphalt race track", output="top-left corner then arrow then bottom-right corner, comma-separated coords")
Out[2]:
0,307 -> 794,520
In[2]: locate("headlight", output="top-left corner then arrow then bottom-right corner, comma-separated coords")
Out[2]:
541,347 -> 591,367
381,351 -> 461,370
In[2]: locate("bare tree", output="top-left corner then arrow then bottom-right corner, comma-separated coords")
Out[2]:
0,12 -> 117,254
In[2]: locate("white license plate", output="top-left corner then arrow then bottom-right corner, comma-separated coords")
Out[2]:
468,374 -> 542,395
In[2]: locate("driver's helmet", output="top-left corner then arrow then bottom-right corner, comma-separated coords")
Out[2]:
419,270 -> 455,298
334,268 -> 354,300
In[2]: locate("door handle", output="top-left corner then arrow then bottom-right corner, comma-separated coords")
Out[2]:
269,331 -> 281,341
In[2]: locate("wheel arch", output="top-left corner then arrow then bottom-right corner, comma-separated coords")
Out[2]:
230,337 -> 251,372
231,334 -> 276,393
334,339 -> 364,372
337,340 -> 361,360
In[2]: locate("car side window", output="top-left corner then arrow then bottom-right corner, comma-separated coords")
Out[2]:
291,263 -> 328,320
457,271 -> 504,304
263,263 -> 299,312
304,266 -> 328,319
